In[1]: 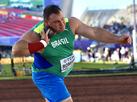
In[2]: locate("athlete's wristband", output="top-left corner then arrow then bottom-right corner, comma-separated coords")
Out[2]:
40,40 -> 47,47
28,40 -> 47,54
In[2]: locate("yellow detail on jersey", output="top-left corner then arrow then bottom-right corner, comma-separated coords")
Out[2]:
64,18 -> 69,22
33,18 -> 68,34
33,22 -> 44,34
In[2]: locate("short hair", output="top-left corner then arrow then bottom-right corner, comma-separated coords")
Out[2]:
43,5 -> 62,20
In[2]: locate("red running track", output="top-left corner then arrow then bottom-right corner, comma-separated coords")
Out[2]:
0,75 -> 137,102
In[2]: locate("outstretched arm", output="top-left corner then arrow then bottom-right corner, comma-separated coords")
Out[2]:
71,17 -> 131,44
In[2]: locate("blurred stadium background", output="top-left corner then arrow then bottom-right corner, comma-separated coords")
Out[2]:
0,0 -> 136,78
0,0 -> 137,102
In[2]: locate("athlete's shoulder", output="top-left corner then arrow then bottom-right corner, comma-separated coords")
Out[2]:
31,21 -> 44,34
69,17 -> 82,26
69,17 -> 81,23
69,17 -> 81,33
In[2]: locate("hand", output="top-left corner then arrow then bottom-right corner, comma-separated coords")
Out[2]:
118,34 -> 132,44
40,30 -> 50,43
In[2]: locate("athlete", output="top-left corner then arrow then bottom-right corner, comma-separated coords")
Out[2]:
12,5 -> 132,102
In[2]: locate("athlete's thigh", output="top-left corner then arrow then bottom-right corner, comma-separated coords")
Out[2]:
32,72 -> 71,101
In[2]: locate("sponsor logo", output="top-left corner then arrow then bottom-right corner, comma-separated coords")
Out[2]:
60,55 -> 75,72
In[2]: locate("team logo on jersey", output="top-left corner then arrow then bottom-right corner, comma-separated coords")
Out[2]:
51,37 -> 69,48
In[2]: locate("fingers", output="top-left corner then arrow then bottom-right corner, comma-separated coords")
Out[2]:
125,35 -> 132,44
45,29 -> 50,35
40,30 -> 45,39
121,35 -> 132,44
40,30 -> 50,43
127,36 -> 132,44
45,33 -> 50,42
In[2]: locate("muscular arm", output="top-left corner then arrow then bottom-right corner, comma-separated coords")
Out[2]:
77,25 -> 119,43
70,17 -> 130,44
12,30 -> 40,56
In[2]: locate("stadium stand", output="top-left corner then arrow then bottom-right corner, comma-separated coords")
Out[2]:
81,9 -> 131,27
0,8 -> 40,46
0,18 -> 39,36
81,9 -> 119,27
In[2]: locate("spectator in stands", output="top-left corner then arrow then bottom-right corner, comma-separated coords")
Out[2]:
12,5 -> 132,102
102,47 -> 109,61
111,48 -> 120,63
103,22 -> 133,35
120,46 -> 126,61
8,12 -> 16,21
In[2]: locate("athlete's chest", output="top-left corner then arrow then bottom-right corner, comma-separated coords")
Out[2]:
41,30 -> 74,57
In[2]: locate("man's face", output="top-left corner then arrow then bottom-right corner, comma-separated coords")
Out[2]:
46,11 -> 66,33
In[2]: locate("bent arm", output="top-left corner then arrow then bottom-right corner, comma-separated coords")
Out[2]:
12,30 -> 40,56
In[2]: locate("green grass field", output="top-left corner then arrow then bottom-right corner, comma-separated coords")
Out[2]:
0,62 -> 137,80
73,62 -> 129,70
0,62 -> 130,77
